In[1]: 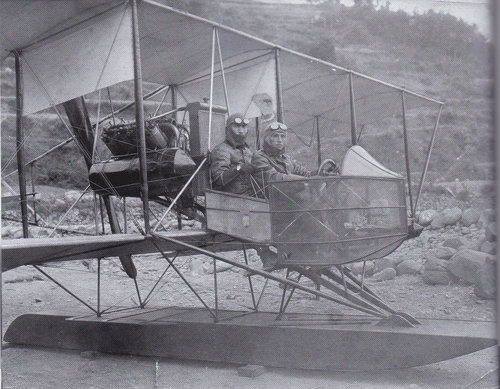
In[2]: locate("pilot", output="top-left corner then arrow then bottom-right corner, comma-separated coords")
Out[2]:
251,121 -> 340,269
249,122 -> 315,269
210,113 -> 255,196
251,121 -> 314,198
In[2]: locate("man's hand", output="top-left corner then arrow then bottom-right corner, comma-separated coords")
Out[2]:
238,163 -> 256,174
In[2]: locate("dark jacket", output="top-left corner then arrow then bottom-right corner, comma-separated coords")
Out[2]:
251,149 -> 312,197
210,140 -> 254,196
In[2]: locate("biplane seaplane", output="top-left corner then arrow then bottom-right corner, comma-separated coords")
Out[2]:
1,0 -> 495,371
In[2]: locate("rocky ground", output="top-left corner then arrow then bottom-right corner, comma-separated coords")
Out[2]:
1,182 -> 498,387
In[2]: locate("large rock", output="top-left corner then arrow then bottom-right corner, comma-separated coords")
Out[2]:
468,235 -> 486,251
371,268 -> 397,282
396,260 -> 422,275
441,207 -> 462,226
12,228 -> 26,239
424,257 -> 448,271
447,249 -> 493,284
373,257 -> 399,273
461,208 -> 480,226
365,261 -> 376,275
418,209 -> 438,227
442,237 -> 468,250
485,222 -> 496,242
433,246 -> 457,260
480,241 -> 496,255
430,214 -> 445,230
387,256 -> 406,267
422,257 -> 451,285
351,260 -> 375,276
1,226 -> 14,237
474,257 -> 496,300
423,270 -> 451,285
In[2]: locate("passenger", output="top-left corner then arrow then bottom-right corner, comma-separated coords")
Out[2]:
210,113 -> 255,196
251,121 -> 314,198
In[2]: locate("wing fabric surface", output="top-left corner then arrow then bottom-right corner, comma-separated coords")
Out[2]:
0,0 -> 441,128
21,4 -> 134,114
1,231 -> 237,271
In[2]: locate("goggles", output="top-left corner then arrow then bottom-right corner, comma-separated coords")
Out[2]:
232,117 -> 250,126
269,122 -> 287,131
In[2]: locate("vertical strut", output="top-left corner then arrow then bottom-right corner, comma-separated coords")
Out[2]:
97,258 -> 101,317
170,85 -> 177,117
107,88 -> 116,126
131,0 -> 150,234
242,244 -> 257,310
278,269 -> 291,316
275,47 -> 284,123
123,197 -> 128,233
401,91 -> 415,219
92,89 -> 102,164
207,27 -> 216,151
133,278 -> 144,308
14,51 -> 29,238
414,104 -> 443,214
30,163 -> 37,225
213,259 -> 219,321
99,195 -> 105,233
255,118 -> 260,150
315,116 -> 322,168
349,72 -> 357,146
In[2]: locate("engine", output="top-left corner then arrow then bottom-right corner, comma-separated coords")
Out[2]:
89,118 -> 196,197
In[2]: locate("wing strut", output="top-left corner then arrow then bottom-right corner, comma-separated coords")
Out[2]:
349,71 -> 357,146
14,51 -> 29,238
274,47 -> 284,123
401,91 -> 415,220
131,0 -> 150,234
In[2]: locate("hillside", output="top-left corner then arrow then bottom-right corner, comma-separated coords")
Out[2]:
1,0 -> 493,188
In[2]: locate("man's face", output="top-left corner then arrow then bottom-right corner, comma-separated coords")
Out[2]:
230,123 -> 248,137
268,131 -> 286,150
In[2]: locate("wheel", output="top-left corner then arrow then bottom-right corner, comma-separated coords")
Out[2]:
317,159 -> 340,176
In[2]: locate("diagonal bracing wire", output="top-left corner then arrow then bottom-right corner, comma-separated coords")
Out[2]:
47,185 -> 91,238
